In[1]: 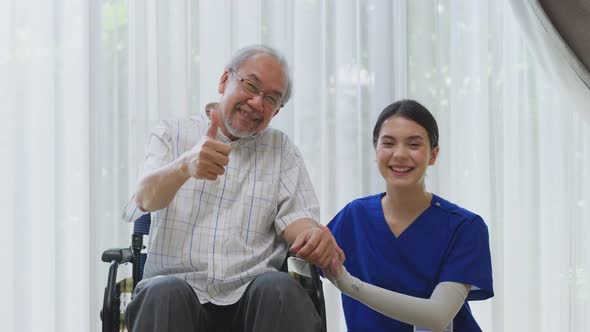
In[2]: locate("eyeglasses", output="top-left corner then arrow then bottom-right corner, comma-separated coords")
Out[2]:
230,69 -> 284,110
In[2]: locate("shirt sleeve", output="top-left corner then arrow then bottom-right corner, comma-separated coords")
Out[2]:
439,215 -> 494,301
121,121 -> 176,223
273,136 -> 320,234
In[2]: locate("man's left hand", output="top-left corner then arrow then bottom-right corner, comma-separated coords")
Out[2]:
289,224 -> 338,269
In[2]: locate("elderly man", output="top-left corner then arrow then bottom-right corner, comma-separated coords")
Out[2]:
122,45 -> 335,332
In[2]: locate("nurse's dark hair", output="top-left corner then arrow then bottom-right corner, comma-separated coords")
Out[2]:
372,99 -> 439,149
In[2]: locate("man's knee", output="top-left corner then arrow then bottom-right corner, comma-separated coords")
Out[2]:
244,271 -> 321,331
248,271 -> 308,302
126,276 -> 201,331
132,275 -> 196,305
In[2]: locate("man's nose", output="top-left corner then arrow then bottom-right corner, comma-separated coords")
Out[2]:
247,93 -> 265,112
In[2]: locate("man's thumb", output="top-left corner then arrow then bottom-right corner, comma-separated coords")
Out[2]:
206,107 -> 220,139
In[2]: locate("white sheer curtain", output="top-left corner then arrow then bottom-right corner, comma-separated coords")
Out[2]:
2,0 -> 589,331
408,1 -> 590,331
1,1 -> 92,331
508,0 -> 590,120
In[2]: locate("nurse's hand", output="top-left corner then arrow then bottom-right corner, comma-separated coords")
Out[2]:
327,245 -> 346,278
320,224 -> 345,281
324,245 -> 354,293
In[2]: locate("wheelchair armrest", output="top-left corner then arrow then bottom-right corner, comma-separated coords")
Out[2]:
102,248 -> 134,264
102,253 -> 131,332
282,253 -> 327,331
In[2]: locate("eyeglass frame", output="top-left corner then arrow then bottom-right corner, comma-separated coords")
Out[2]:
230,69 -> 285,110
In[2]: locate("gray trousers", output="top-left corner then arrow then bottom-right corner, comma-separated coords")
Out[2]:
125,271 -> 322,332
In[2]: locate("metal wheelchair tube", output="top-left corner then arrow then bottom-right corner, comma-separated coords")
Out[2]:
102,260 -> 120,332
131,233 -> 143,288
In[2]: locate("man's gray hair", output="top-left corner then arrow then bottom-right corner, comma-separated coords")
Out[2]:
225,45 -> 292,104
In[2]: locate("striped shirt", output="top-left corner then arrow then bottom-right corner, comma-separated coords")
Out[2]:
122,113 -> 320,305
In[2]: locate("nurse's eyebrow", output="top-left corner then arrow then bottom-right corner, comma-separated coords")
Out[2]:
380,135 -> 425,141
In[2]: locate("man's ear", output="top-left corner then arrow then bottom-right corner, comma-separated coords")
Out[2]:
428,146 -> 440,166
218,71 -> 230,94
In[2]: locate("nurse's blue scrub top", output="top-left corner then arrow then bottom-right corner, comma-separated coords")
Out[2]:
327,193 -> 494,332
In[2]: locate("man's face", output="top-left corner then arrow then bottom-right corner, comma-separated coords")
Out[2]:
217,54 -> 287,140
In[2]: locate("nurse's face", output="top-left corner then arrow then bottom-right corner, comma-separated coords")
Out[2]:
375,115 -> 439,190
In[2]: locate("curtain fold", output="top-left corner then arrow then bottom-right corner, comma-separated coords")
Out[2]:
2,1 -> 589,331
2,0 -> 92,330
409,1 -> 590,331
508,0 -> 590,121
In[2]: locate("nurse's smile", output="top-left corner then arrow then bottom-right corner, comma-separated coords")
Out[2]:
389,165 -> 413,176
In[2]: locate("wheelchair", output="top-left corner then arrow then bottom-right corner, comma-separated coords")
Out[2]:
100,213 -> 327,332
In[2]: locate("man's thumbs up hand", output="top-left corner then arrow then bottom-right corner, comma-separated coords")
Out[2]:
186,107 -> 232,181
206,105 -> 221,139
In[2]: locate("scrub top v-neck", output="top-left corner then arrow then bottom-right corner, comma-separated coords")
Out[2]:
328,193 -> 493,332
376,192 -> 432,240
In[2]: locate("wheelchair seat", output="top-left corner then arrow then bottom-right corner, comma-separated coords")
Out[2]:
100,213 -> 326,332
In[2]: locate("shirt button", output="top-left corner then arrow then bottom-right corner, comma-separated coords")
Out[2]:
435,202 -> 441,206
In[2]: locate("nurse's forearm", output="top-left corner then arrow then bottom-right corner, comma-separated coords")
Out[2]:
327,267 -> 468,332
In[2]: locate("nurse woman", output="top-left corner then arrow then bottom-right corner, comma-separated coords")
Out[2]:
325,100 -> 494,332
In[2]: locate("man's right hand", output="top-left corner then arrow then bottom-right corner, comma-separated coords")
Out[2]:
186,108 -> 232,181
